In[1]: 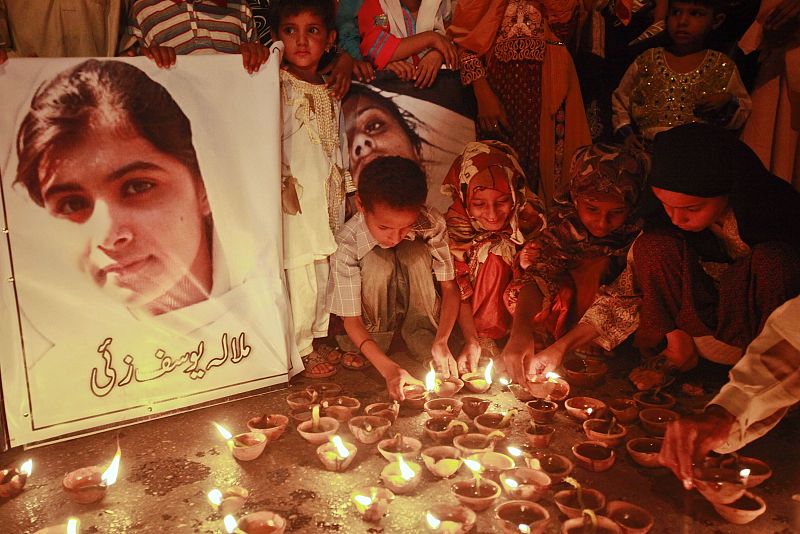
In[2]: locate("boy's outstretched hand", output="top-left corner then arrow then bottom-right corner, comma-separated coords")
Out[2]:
240,42 -> 269,73
432,339 -> 459,378
384,365 -> 424,401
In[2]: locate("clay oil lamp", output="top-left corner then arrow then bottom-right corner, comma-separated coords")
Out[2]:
286,390 -> 317,410
247,414 -> 289,441
462,359 -> 494,393
625,437 -> 664,468
295,405 -> 340,446
226,511 -> 287,534
509,383 -> 535,402
321,396 -> 361,423
424,416 -> 469,444
427,367 -> 465,398
316,435 -> 358,472
425,397 -> 463,419
364,401 -> 400,423
461,396 -> 491,419
62,446 -> 121,504
633,390 -> 676,410
565,397 -> 607,422
563,358 -> 608,388
561,510 -> 621,534
572,440 -> 616,472
499,467 -> 551,501
582,417 -> 628,447
526,399 -> 558,424
215,423 -> 268,462
527,372 -> 570,402
288,406 -> 313,426
692,466 -> 748,504
348,415 -> 392,444
305,382 -> 342,399
466,451 -> 516,482
607,500 -> 654,534
528,451 -> 574,483
525,421 -> 556,448
638,408 -> 678,437
380,455 -> 422,494
425,503 -> 476,534
33,518 -> 79,534
0,458 -> 32,498
401,384 -> 428,410
474,409 -> 518,435
711,491 -> 767,524
453,432 -> 502,457
351,486 -> 395,523
608,398 -> 639,425
554,478 -> 606,519
377,433 -> 422,462
451,458 -> 502,511
494,500 -> 551,534
720,456 -> 772,488
208,487 -> 249,516
422,445 -> 463,478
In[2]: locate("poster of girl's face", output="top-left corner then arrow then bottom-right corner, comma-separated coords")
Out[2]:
0,55 -> 301,447
342,70 -> 477,212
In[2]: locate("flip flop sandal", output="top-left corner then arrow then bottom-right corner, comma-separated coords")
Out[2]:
302,349 -> 338,379
341,351 -> 372,371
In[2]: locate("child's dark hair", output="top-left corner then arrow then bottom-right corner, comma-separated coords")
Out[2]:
358,157 -> 427,212
667,0 -> 724,14
271,0 -> 336,32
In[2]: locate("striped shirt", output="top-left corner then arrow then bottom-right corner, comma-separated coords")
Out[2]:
329,208 -> 455,317
122,0 -> 257,55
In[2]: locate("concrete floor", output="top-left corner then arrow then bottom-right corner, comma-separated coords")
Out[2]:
1,348 -> 799,534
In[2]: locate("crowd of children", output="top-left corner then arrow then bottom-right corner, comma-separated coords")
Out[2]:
2,0 -> 800,485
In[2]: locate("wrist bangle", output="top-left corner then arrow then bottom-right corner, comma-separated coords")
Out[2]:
359,338 -> 375,353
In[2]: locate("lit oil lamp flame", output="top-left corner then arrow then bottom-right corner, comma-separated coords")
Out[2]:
463,458 -> 482,474
499,377 -> 510,387
208,488 -> 223,507
19,459 -> 32,477
67,519 -> 79,534
518,524 -> 531,533
426,512 -> 441,529
545,372 -> 560,383
397,456 -> 415,481
586,407 -> 594,416
485,359 -> 494,385
223,514 -> 238,534
213,422 -> 233,441
507,446 -> 523,458
331,435 -> 350,459
353,494 -> 373,507
740,468 -> 751,484
101,446 -> 121,486
505,478 -> 519,489
425,367 -> 437,393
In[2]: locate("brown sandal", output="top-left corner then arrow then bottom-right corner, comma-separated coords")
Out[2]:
341,351 -> 372,371
302,349 -> 338,379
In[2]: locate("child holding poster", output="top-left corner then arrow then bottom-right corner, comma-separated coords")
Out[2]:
273,0 -> 354,378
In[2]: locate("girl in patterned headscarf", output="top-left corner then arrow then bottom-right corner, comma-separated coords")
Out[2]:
442,141 -> 545,373
501,142 -> 649,383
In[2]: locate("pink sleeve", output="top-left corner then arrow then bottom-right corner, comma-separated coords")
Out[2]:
358,0 -> 400,69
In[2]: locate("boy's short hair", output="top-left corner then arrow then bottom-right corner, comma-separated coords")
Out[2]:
358,157 -> 428,212
667,0 -> 724,13
270,0 -> 336,32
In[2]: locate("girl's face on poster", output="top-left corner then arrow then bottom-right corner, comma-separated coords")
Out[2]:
344,96 -> 418,184
651,187 -> 729,232
574,195 -> 630,238
38,125 -> 212,312
467,187 -> 513,232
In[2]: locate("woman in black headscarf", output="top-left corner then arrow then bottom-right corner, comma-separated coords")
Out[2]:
524,123 -> 800,382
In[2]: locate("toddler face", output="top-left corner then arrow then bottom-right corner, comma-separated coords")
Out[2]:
278,10 -> 335,78
467,187 -> 513,232
666,2 -> 723,50
574,196 -> 629,238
